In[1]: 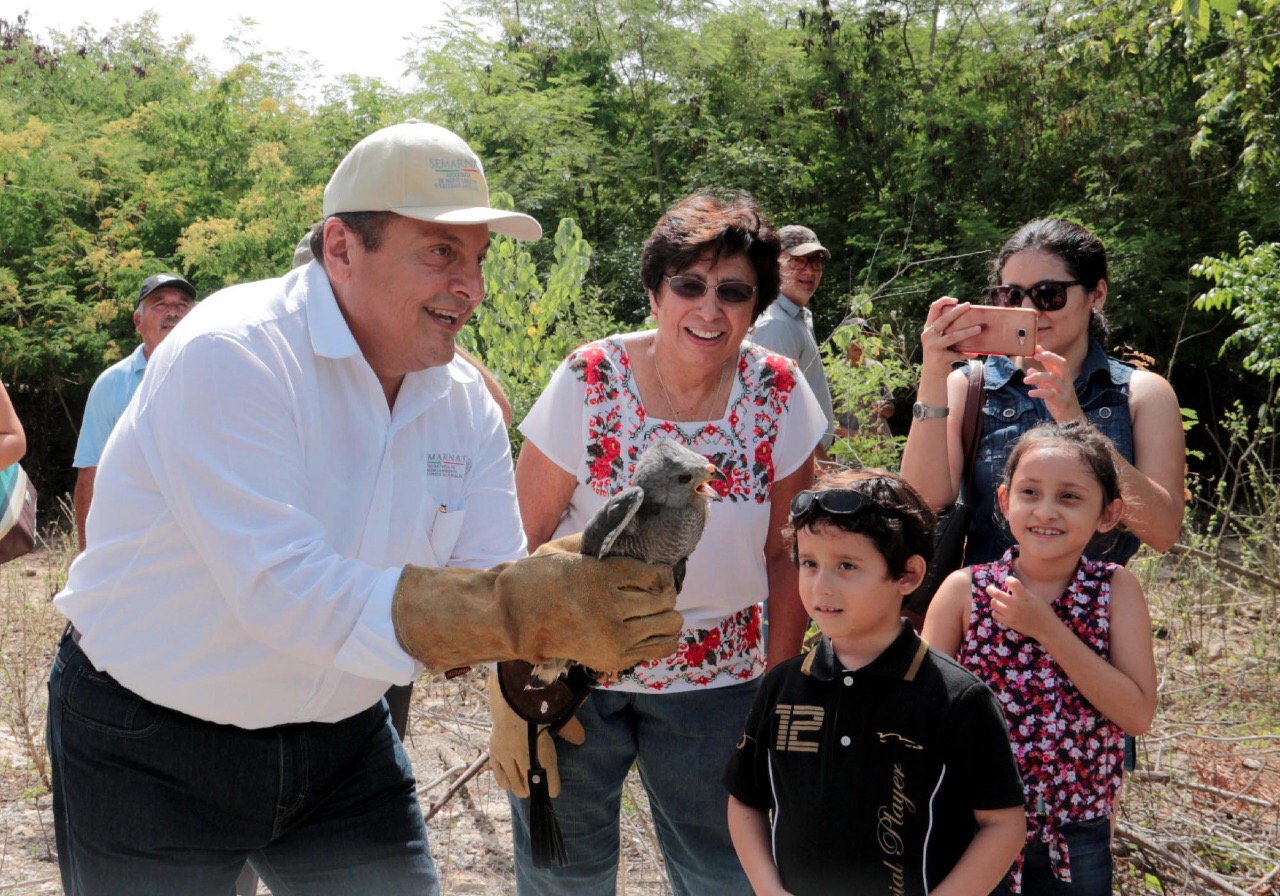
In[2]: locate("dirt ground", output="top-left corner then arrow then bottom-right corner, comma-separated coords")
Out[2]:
0,667 -> 675,895
0,549 -> 672,895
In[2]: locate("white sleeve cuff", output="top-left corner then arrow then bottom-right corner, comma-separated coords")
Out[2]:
333,566 -> 422,686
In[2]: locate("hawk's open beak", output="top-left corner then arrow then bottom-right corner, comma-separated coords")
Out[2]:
696,464 -> 722,497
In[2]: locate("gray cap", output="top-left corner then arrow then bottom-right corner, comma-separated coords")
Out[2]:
778,225 -> 830,259
293,232 -> 314,269
137,273 -> 196,307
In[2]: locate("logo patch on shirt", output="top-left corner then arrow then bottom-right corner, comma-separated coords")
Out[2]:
773,704 -> 823,753
425,453 -> 471,480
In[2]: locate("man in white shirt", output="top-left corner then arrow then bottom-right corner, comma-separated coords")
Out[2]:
48,121 -> 681,896
71,273 -> 196,551
749,225 -> 836,454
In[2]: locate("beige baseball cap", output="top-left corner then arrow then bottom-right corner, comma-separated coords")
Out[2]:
778,224 -> 830,259
323,120 -> 542,241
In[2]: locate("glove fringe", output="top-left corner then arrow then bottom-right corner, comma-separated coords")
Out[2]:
526,721 -> 568,868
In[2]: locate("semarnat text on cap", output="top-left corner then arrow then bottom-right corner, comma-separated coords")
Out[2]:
323,120 -> 542,241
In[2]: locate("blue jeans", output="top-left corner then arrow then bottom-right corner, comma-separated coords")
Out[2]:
510,681 -> 758,896
47,631 -> 439,896
995,816 -> 1113,896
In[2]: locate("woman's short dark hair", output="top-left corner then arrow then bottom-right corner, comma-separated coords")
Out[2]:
309,212 -> 395,268
785,468 -> 936,579
993,217 -> 1110,344
639,192 -> 781,321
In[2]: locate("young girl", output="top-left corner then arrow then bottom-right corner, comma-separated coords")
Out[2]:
923,421 -> 1158,895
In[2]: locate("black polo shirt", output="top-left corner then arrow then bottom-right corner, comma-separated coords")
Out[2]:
724,622 -> 1024,896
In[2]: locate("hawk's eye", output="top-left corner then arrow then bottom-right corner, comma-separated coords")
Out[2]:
677,474 -> 692,483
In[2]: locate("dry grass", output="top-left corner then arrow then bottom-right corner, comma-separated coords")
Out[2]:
0,536 -> 1275,895
1116,549 -> 1279,896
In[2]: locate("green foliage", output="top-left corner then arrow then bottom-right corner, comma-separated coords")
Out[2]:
0,15 -> 339,497
823,312 -> 914,470
1193,232 -> 1280,379
1184,388 -> 1279,578
461,213 -> 619,449
4,0 -> 1280,506
1185,0 -> 1280,194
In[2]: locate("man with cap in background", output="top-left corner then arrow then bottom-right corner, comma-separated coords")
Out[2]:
72,273 -> 196,551
749,225 -> 836,456
47,121 -> 681,896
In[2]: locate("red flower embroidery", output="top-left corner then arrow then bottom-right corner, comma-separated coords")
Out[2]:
685,641 -> 708,667
590,456 -> 613,481
564,340 -> 801,689
764,355 -> 796,394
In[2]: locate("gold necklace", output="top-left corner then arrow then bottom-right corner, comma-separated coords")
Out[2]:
654,353 -> 732,422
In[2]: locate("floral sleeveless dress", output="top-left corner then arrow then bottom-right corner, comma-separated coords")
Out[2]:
959,548 -> 1125,888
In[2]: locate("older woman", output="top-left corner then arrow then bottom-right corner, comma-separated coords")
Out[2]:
901,217 -> 1186,566
494,192 -> 827,895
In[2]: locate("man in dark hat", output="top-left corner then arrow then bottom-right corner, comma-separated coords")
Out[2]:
72,273 -> 196,550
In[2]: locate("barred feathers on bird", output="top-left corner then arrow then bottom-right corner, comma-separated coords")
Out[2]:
526,438 -> 717,688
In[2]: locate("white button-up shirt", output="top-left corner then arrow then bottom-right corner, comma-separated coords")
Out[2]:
55,263 -> 526,728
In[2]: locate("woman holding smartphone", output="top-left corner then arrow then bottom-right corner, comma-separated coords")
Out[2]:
900,217 -> 1186,566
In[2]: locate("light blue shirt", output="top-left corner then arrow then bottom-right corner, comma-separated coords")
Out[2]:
750,295 -> 835,449
73,344 -> 148,469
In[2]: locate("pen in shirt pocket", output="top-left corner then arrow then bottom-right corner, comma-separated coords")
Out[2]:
428,504 -> 447,537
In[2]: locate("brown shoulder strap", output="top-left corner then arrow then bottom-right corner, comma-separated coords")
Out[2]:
959,359 -> 986,494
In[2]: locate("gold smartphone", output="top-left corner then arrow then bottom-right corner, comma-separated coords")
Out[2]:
951,306 -> 1038,356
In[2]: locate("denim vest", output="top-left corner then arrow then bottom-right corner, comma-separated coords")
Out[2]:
964,339 -> 1139,566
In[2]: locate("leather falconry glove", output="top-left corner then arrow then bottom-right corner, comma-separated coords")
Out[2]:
391,544 -> 682,673
487,667 -> 586,798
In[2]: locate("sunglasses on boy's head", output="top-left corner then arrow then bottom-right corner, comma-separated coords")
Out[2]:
663,274 -> 758,305
789,488 -> 900,523
986,279 -> 1082,312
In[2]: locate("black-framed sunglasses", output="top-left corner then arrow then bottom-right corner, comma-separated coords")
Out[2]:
986,279 -> 1082,312
663,274 -> 758,305
789,488 -> 899,522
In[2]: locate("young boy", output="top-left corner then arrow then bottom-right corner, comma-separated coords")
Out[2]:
723,470 -> 1026,896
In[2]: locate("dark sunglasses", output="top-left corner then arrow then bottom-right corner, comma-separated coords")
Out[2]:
663,274 -> 758,305
986,279 -> 1082,312
789,488 -> 899,522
